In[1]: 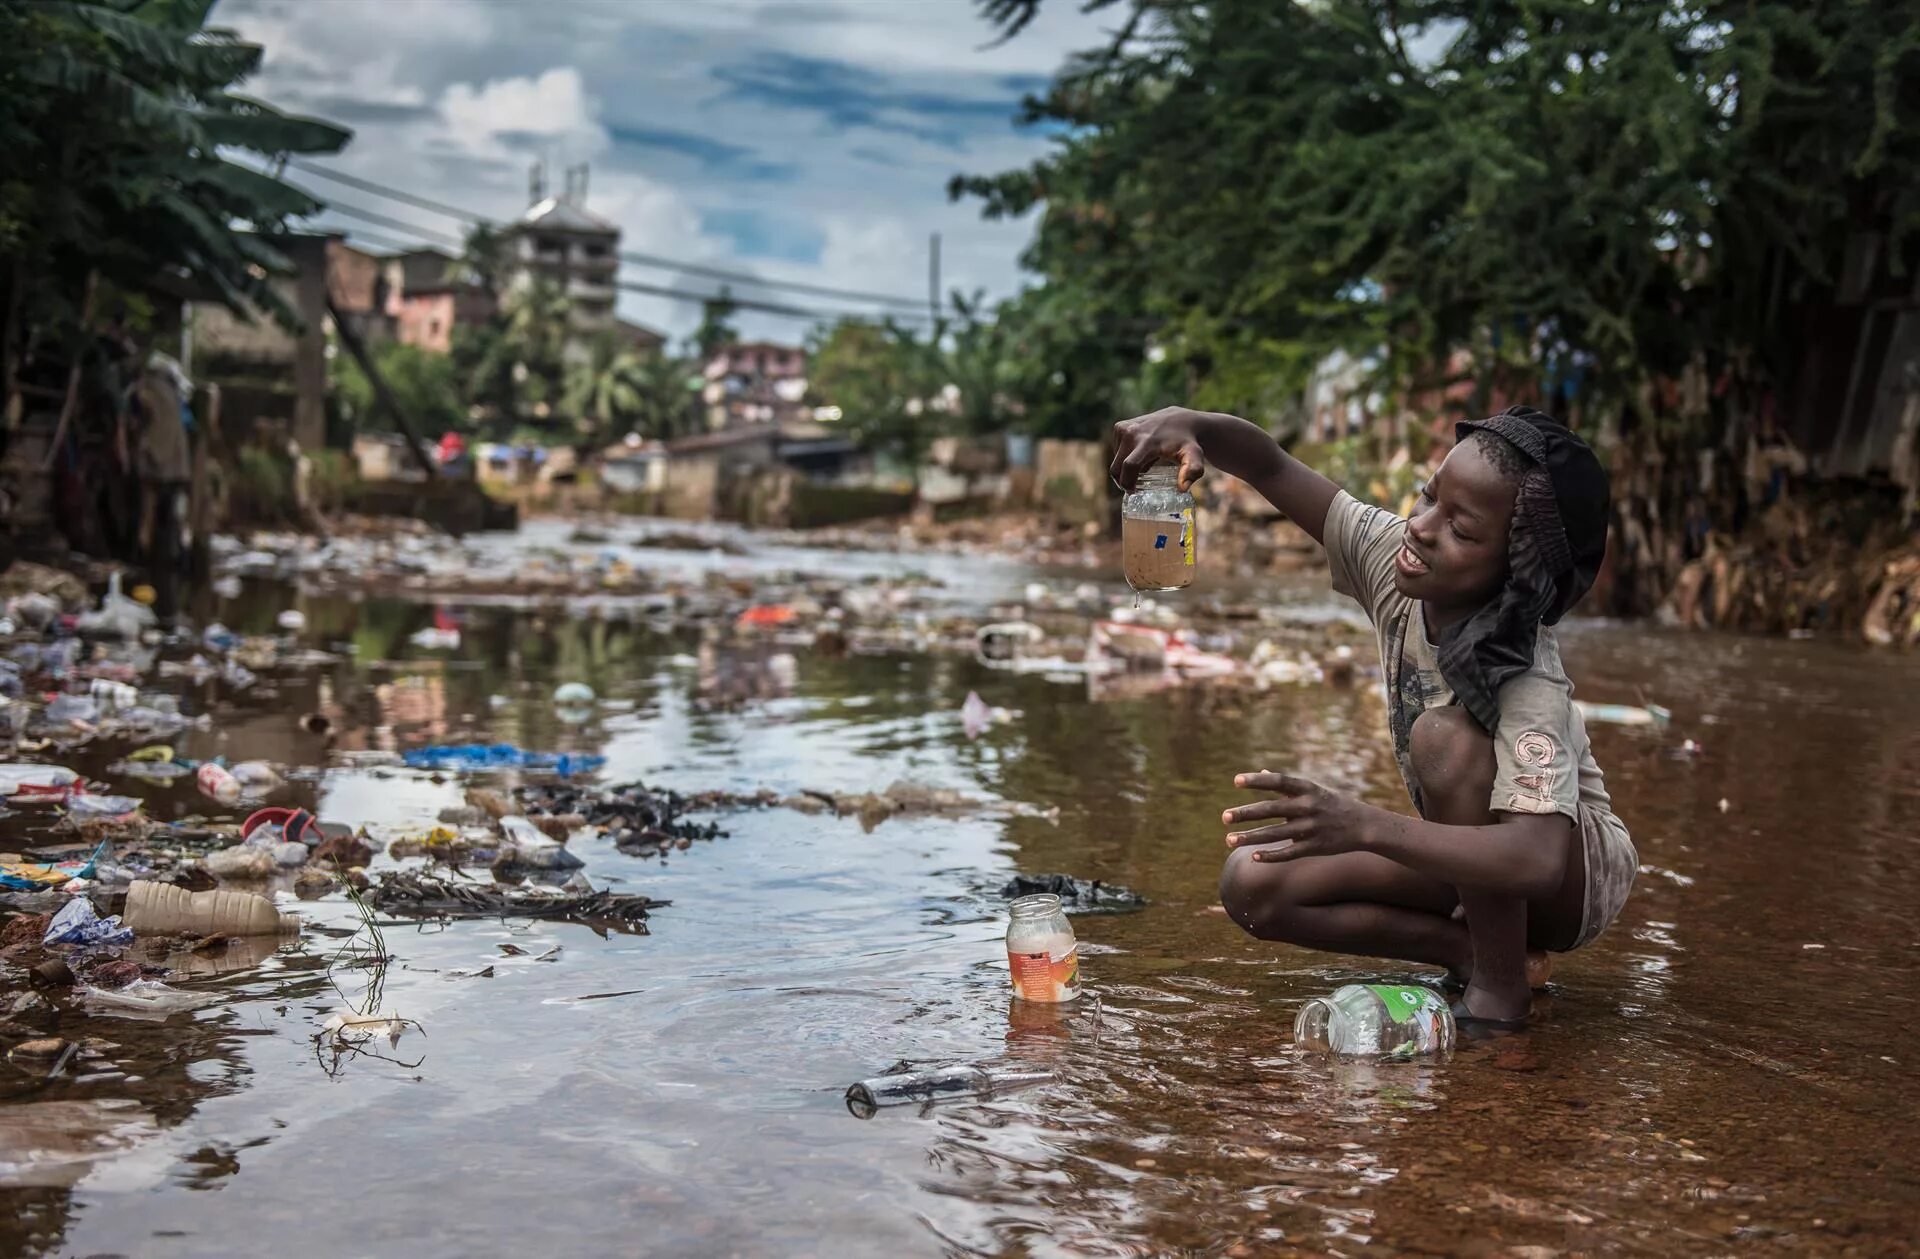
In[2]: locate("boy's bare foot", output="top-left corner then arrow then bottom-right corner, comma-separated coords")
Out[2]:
1451,980 -> 1531,1033
1443,950 -> 1553,991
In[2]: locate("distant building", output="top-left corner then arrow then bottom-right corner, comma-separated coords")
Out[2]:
659,419 -> 861,518
326,240 -> 392,345
503,163 -> 619,362
381,248 -> 496,355
702,341 -> 809,429
189,233 -> 391,449
615,317 -> 666,355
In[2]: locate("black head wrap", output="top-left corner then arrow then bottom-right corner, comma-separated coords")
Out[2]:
1429,406 -> 1610,732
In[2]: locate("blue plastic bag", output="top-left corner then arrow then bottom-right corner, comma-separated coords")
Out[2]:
401,743 -> 605,776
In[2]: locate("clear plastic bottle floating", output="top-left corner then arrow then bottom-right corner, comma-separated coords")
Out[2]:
1293,984 -> 1455,1057
1006,893 -> 1080,1002
1121,462 -> 1197,592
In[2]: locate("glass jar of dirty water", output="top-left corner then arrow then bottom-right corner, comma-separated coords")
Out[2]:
1122,463 -> 1196,592
1006,893 -> 1080,1002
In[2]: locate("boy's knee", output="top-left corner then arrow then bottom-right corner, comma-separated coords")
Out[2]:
1219,846 -> 1299,941
1409,707 -> 1495,811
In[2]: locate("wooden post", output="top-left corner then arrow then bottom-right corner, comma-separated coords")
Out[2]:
326,297 -> 437,479
40,270 -> 99,472
189,381 -> 217,579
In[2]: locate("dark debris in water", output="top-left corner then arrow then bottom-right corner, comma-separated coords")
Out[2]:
512,780 -> 726,858
1001,873 -> 1147,914
364,870 -> 666,933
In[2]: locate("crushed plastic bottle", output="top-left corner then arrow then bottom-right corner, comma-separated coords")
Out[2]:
229,760 -> 283,792
1293,984 -> 1455,1058
497,816 -> 585,870
195,762 -> 242,806
65,793 -> 142,819
204,844 -> 277,879
122,879 -> 293,936
43,694 -> 99,726
87,678 -> 139,712
845,1066 -> 1053,1118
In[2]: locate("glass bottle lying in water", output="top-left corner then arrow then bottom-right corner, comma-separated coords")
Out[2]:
844,1066 -> 1054,1118
1293,984 -> 1455,1057
1006,893 -> 1080,1002
1121,462 -> 1197,592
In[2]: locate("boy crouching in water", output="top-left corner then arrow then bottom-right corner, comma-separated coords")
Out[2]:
1112,405 -> 1636,1028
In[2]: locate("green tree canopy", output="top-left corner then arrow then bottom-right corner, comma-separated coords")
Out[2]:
0,0 -> 351,387
807,319 -> 941,462
333,339 -> 465,436
564,334 -> 700,444
960,0 -> 1920,442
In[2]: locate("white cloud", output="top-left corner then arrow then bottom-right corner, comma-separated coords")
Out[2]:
221,0 -> 1105,344
440,68 -> 607,154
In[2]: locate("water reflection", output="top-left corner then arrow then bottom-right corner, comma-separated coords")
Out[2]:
3,571 -> 1917,1255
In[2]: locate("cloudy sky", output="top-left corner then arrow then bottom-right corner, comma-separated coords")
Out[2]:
220,0 -> 1113,344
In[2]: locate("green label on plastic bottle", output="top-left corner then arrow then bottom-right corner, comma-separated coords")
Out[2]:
1364,985 -> 1434,1025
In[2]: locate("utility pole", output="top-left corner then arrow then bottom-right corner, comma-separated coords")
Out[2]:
928,232 -> 942,326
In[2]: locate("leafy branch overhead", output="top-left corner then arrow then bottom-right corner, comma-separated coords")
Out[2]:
958,0 -> 1920,436
0,0 -> 352,346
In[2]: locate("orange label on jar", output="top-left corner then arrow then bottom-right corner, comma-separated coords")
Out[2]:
1009,946 -> 1079,1001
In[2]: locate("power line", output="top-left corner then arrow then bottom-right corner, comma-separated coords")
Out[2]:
284,157 -> 948,313
619,247 -> 933,313
297,184 -> 938,326
614,277 -> 932,324
321,226 -> 432,255
286,158 -> 478,225
310,199 -> 466,249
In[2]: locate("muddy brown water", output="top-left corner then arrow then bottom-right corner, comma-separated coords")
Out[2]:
2,524 -> 1917,1256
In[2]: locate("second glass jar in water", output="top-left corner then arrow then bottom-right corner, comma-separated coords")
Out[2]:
1006,893 -> 1080,1002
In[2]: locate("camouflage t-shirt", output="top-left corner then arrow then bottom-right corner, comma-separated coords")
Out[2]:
1321,491 -> 1615,823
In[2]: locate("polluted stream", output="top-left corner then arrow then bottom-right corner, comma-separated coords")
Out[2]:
1,520 -> 1917,1256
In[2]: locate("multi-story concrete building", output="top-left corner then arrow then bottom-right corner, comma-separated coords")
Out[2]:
504,163 -> 619,363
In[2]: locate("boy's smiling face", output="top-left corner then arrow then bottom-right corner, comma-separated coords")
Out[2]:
1393,434 -> 1520,624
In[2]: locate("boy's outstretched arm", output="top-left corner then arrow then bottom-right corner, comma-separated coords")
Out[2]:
1223,771 -> 1572,902
1110,407 -> 1341,545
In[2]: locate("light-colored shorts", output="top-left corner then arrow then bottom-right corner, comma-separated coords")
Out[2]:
1570,803 -> 1637,950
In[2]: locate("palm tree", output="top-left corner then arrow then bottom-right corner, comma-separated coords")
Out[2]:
566,335 -> 645,439
567,336 -> 700,443
461,279 -> 570,432
630,352 -> 702,441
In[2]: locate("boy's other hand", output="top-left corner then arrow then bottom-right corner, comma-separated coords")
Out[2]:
1223,771 -> 1372,863
1111,407 -> 1208,492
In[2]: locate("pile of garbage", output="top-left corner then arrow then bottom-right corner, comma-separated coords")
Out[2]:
509,780 -> 724,857
362,868 -> 661,932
